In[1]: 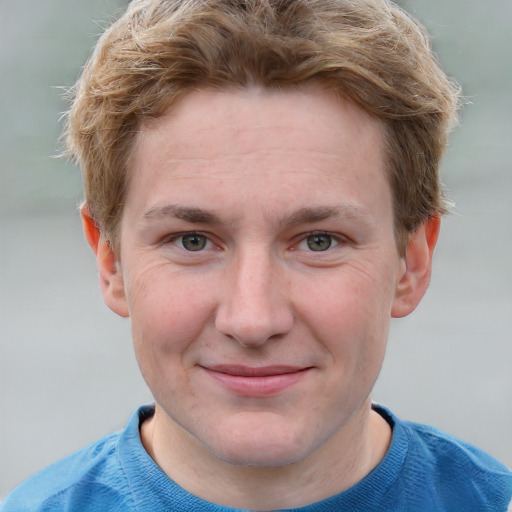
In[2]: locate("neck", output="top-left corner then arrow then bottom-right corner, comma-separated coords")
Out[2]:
140,399 -> 391,510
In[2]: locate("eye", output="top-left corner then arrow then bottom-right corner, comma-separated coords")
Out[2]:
180,233 -> 208,251
292,232 -> 346,254
306,234 -> 333,252
159,231 -> 221,261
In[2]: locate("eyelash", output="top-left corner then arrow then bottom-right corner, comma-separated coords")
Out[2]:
162,231 -> 345,253
162,231 -> 214,252
294,232 -> 343,252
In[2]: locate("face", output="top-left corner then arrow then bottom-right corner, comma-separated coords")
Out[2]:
97,86 -> 426,467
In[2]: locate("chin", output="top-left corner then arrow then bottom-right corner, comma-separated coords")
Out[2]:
202,416 -> 317,468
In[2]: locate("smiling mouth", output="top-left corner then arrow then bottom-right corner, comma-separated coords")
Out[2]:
201,365 -> 312,396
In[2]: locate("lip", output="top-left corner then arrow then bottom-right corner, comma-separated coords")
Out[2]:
201,365 -> 311,397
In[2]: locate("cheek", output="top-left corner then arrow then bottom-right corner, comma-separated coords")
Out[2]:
296,260 -> 396,361
125,266 -> 216,365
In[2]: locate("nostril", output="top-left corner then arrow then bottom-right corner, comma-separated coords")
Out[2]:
214,303 -> 294,348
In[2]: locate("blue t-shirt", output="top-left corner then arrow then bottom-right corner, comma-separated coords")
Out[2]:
2,404 -> 512,511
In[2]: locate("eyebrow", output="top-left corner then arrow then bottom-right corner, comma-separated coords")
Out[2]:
282,205 -> 372,228
143,204 -> 222,224
142,203 -> 372,228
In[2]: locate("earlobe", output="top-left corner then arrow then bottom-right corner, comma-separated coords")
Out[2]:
391,217 -> 440,318
81,204 -> 130,318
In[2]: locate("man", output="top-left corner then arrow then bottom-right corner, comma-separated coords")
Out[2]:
3,0 -> 511,510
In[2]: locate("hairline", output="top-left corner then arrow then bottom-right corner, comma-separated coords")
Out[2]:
104,83 -> 410,256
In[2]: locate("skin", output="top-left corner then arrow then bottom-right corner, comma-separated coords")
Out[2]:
83,86 -> 439,510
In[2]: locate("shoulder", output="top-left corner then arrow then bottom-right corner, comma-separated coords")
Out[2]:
0,410 -> 146,512
389,408 -> 512,510
403,416 -> 510,474
1,432 -> 132,512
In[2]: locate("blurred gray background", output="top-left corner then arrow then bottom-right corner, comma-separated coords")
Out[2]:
1,0 -> 511,499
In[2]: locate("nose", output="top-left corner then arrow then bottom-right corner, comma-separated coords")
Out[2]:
214,250 -> 294,348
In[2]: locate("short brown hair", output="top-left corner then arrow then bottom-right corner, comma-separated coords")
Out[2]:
65,0 -> 460,253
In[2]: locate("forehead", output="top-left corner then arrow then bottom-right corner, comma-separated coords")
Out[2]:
139,86 -> 384,162
125,86 -> 391,224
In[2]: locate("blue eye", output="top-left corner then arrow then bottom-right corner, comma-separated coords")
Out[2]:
306,234 -> 333,251
180,234 -> 207,251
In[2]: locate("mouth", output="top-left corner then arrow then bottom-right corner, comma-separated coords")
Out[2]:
200,365 -> 312,397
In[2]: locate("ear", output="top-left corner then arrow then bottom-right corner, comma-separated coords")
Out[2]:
81,204 -> 130,318
391,216 -> 440,318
